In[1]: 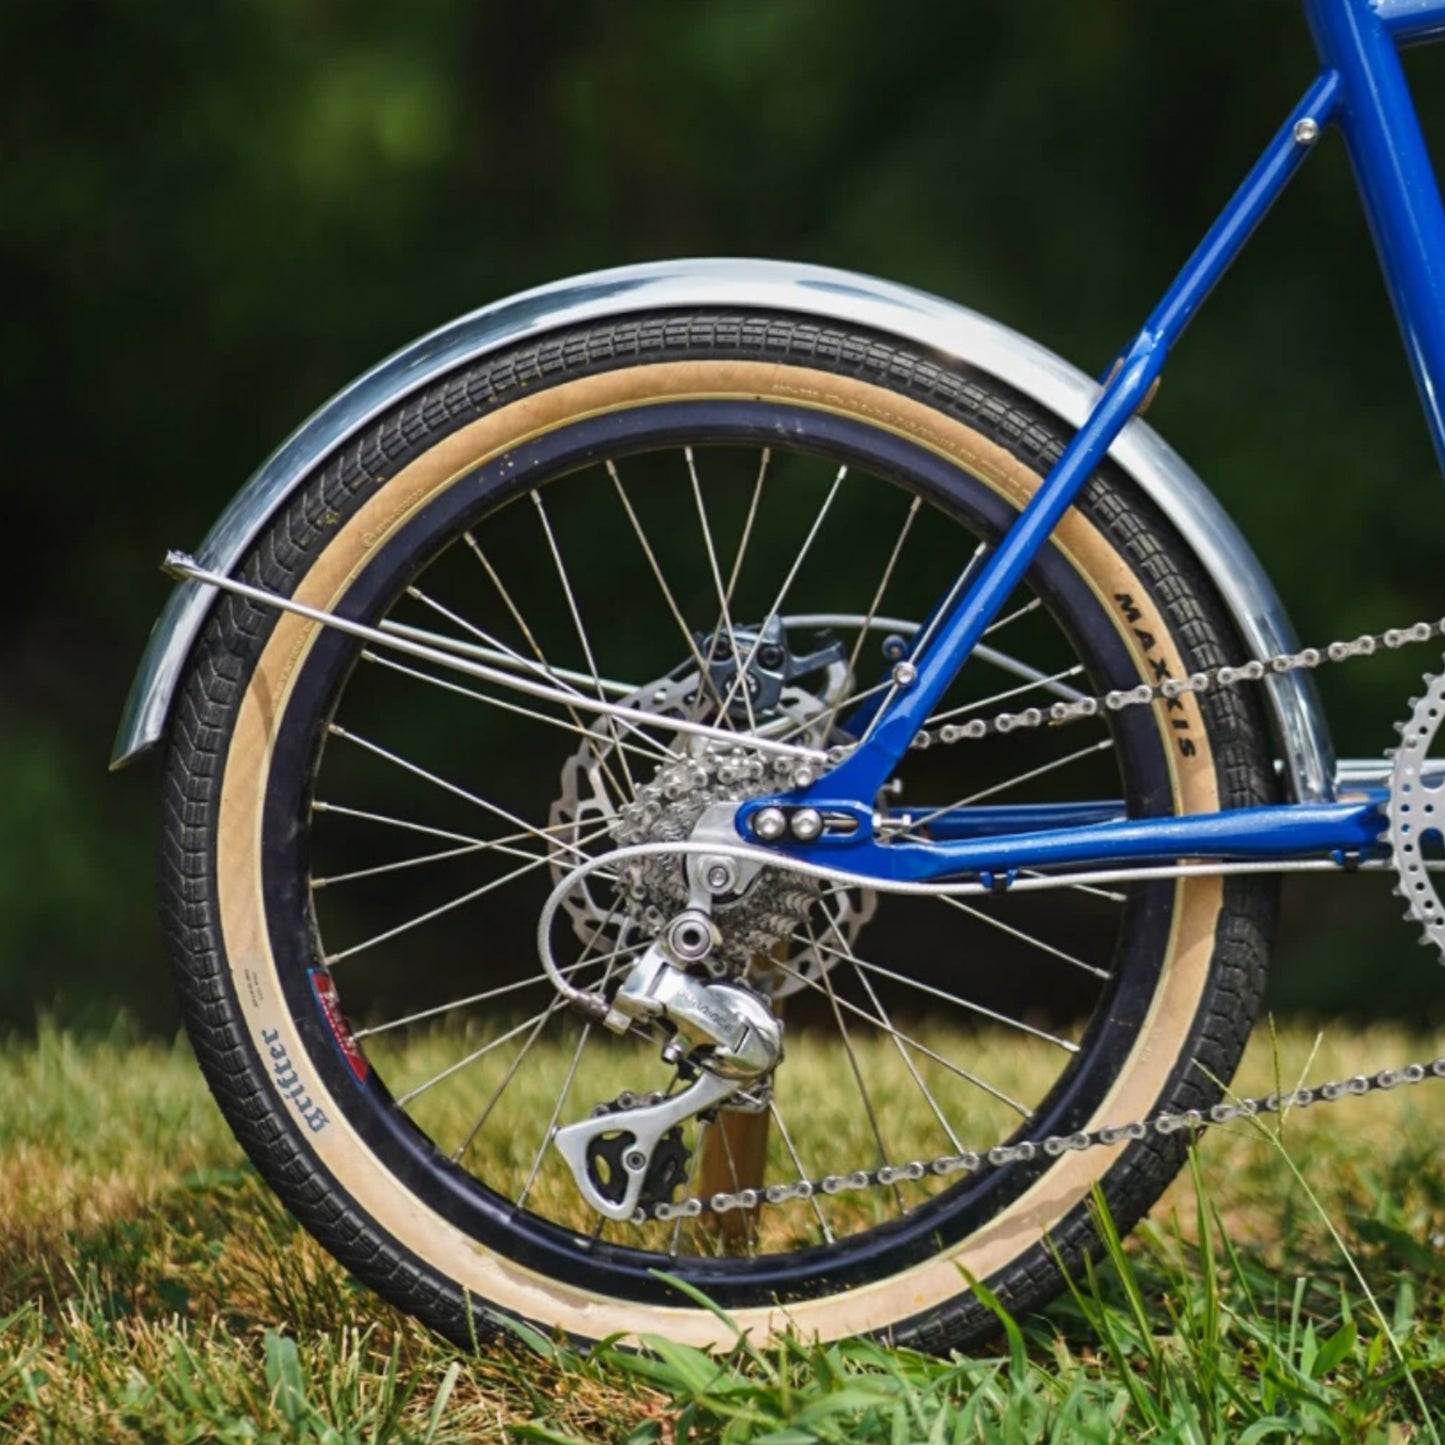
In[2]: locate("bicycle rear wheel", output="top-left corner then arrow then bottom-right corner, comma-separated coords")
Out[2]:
161,312 -> 1277,1350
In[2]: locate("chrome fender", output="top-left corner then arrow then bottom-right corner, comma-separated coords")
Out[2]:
111,258 -> 1334,800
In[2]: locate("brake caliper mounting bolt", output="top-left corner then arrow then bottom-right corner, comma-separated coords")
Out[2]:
892,660 -> 918,688
1294,116 -> 1319,145
790,807 -> 824,842
752,806 -> 788,842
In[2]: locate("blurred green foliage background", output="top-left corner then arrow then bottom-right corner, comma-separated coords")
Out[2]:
6,0 -> 1445,1031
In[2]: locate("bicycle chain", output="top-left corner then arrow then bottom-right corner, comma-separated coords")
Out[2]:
633,610 -> 1445,1224
906,618 -> 1445,750
647,1058 -> 1445,1223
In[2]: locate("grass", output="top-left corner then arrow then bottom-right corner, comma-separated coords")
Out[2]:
3,1020 -> 1445,1441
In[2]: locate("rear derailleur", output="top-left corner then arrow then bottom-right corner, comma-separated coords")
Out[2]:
554,903 -> 783,1222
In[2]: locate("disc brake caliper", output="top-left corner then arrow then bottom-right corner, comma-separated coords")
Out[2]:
702,616 -> 846,720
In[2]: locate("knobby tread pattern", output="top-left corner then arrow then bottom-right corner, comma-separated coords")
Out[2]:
158,312 -> 1278,1354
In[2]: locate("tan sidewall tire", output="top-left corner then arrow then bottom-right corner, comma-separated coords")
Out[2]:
214,359 -> 1223,1347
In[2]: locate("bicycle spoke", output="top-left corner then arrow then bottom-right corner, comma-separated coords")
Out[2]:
686,446 -> 757,733
804,923 -> 901,1200
807,904 -> 966,1155
452,996 -> 569,1163
775,675 -> 897,745
394,1007 -> 558,1108
691,447 -> 769,743
465,529 -> 665,779
532,489 -> 638,795
718,464 -> 847,717
395,585 -> 640,700
767,953 -> 1031,1117
825,495 -> 922,738
900,736 -> 1115,835
800,928 -> 1081,1048
984,597 -> 1043,635
669,1115 -> 711,1256
1021,870 -> 1127,903
934,894 -> 1111,981
971,644 -> 1089,701
352,951 -> 629,1040
324,843 -> 593,965
516,1017 -> 595,1207
516,909 -> 630,1207
311,838 -> 547,889
312,801 -> 585,849
767,1098 -> 835,1243
926,663 -> 1087,727
719,448 -> 770,628
328,725 -> 598,865
855,542 -> 985,746
606,459 -> 722,706
361,649 -> 672,769
846,952 -> 965,1154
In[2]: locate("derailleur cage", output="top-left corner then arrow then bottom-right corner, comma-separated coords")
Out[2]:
555,930 -> 785,1221
576,1093 -> 692,1216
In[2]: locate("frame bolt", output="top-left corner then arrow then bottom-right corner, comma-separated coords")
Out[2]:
1293,117 -> 1319,146
790,807 -> 824,841
702,856 -> 738,894
752,806 -> 788,842
892,660 -> 918,687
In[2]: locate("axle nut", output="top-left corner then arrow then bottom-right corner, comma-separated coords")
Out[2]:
790,807 -> 824,841
752,806 -> 787,841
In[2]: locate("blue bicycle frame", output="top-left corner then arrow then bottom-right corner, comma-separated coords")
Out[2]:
736,0 -> 1445,885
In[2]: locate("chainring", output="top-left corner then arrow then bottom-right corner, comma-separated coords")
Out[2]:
1387,662 -> 1445,955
